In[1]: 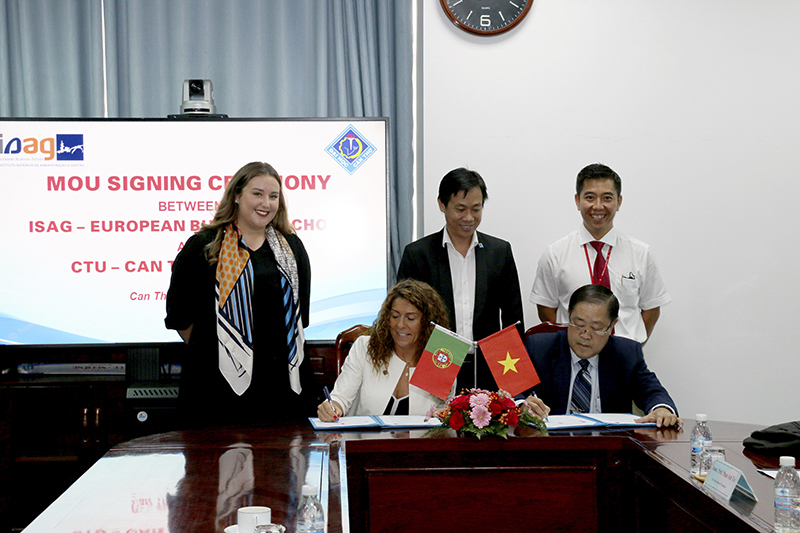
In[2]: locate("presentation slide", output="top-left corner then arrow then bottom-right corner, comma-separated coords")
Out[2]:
0,118 -> 388,344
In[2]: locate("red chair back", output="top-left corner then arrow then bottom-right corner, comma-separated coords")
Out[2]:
524,321 -> 568,341
335,324 -> 370,376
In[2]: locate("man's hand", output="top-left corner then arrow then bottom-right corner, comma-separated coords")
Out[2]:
636,407 -> 681,428
524,395 -> 551,420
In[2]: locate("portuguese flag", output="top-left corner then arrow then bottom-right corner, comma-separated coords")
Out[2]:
477,324 -> 540,397
410,324 -> 471,400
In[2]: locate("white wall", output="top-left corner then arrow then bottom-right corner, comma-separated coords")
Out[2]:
421,0 -> 800,425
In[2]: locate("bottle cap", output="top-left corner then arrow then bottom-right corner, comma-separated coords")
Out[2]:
302,484 -> 318,496
780,456 -> 796,467
695,414 -> 707,421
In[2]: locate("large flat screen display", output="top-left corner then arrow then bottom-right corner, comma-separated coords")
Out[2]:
0,118 -> 388,345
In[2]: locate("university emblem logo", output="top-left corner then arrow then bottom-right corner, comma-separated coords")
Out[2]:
325,125 -> 376,174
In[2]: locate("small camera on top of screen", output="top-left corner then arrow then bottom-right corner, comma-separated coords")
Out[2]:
180,79 -> 217,115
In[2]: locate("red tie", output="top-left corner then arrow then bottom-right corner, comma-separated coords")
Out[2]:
590,241 -> 611,289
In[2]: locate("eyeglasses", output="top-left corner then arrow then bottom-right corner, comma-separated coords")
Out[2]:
568,322 -> 612,337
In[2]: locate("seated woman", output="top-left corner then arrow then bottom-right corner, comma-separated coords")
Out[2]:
317,279 -> 451,421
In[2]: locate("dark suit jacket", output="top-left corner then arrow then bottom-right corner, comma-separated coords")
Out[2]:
165,229 -> 317,427
525,330 -> 677,415
397,229 -> 524,389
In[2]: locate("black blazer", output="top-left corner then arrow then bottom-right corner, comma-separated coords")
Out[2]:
397,229 -> 524,389
525,330 -> 678,415
165,228 -> 316,426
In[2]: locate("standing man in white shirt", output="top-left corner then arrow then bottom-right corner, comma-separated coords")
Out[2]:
398,167 -> 523,390
530,163 -> 670,344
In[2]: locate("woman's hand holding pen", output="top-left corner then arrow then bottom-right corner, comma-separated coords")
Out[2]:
317,399 -> 344,422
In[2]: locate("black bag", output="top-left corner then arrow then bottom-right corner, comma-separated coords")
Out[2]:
743,421 -> 800,456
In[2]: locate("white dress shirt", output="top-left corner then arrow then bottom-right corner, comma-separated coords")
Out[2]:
530,226 -> 671,343
442,228 -> 479,348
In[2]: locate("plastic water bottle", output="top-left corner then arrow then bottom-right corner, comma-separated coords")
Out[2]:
699,440 -> 714,476
297,484 -> 325,533
775,456 -> 800,533
689,414 -> 712,476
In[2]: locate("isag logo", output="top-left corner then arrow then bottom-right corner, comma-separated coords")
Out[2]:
56,134 -> 84,160
0,132 -> 84,161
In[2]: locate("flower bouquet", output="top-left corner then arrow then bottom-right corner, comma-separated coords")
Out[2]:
427,388 -> 548,439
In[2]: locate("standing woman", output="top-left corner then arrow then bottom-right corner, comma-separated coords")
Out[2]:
166,162 -> 314,426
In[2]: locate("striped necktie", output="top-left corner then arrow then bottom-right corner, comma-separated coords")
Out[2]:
281,276 -> 297,364
570,359 -> 592,414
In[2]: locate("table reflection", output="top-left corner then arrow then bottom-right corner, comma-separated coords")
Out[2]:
166,435 -> 328,532
23,453 -> 185,532
23,429 -> 331,533
22,420 -> 774,533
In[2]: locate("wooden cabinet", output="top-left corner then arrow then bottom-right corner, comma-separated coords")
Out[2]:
0,343 -> 148,533
0,341 -> 337,533
0,390 -> 10,533
1,377 -> 126,532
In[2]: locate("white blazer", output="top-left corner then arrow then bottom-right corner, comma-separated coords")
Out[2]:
330,335 -> 448,416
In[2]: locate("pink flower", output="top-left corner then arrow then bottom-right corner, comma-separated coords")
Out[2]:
469,393 -> 490,408
470,405 -> 491,428
425,405 -> 436,421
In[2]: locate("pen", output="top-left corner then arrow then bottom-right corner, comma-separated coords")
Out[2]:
530,390 -> 549,422
323,386 -> 339,421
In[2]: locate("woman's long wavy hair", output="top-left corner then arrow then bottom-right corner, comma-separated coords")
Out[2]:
367,279 -> 450,372
200,161 -> 295,265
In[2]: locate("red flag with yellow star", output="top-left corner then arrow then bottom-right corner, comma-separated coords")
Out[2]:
477,325 -> 540,396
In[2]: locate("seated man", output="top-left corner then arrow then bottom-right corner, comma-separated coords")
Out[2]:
524,284 -> 680,428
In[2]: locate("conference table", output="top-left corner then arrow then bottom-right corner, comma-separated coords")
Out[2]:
22,418 -> 778,532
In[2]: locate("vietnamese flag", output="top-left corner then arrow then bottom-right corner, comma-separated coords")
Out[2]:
410,324 -> 471,400
477,325 -> 540,396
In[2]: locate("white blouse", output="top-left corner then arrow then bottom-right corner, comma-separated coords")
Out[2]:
330,335 -> 448,416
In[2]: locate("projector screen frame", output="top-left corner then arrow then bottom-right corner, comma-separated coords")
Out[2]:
0,116 -> 391,348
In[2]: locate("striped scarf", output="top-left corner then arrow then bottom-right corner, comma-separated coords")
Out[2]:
265,225 -> 304,395
216,224 -> 255,395
215,224 -> 305,396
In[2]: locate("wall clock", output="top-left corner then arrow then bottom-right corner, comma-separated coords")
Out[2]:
440,0 -> 533,36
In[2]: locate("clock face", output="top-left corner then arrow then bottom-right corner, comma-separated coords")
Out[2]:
440,0 -> 533,36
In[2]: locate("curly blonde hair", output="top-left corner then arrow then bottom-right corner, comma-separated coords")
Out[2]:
200,161 -> 295,265
367,279 -> 450,372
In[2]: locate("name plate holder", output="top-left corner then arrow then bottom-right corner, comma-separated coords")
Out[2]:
703,459 -> 758,502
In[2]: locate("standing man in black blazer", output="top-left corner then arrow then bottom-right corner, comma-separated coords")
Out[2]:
397,167 -> 523,391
